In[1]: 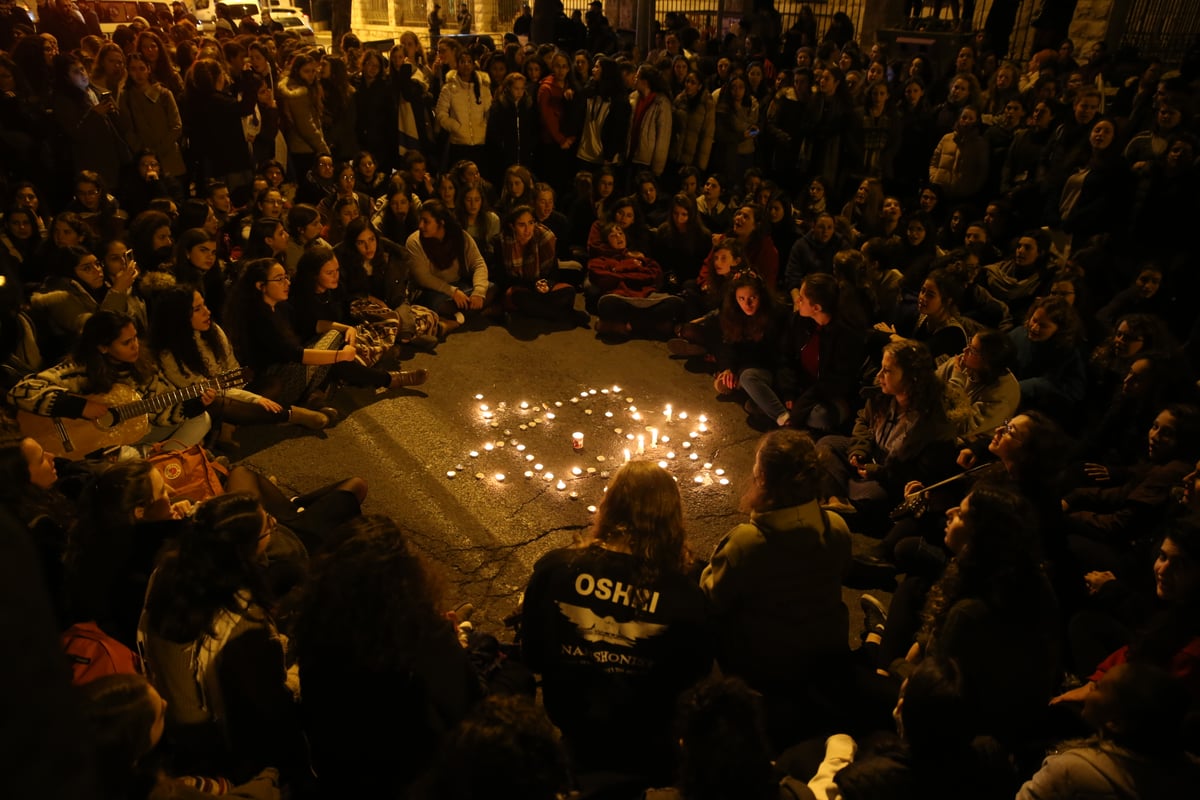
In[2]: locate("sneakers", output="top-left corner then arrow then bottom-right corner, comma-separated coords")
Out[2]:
594,318 -> 632,339
388,368 -> 429,389
860,594 -> 888,640
667,338 -> 706,357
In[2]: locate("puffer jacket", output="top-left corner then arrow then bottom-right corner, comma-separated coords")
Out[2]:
670,90 -> 715,170
435,69 -> 492,146
928,128 -> 989,200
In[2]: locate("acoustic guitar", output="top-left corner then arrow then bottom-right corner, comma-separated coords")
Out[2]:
17,368 -> 249,459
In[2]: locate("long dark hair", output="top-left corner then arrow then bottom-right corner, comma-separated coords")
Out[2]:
720,270 -> 776,343
80,674 -> 163,800
675,676 -> 777,800
143,492 -> 272,643
73,310 -> 150,393
292,515 -> 448,673
172,228 -> 225,308
149,284 -> 227,378
591,461 -> 690,581
920,482 -> 1043,642
223,258 -> 279,358
418,198 -> 467,258
243,216 -> 286,260
882,339 -> 952,425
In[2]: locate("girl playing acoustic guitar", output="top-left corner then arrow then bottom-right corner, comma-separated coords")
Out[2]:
9,310 -> 217,459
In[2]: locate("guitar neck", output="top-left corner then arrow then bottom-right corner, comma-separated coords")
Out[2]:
112,379 -> 213,421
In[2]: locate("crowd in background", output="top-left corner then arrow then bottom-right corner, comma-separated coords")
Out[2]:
4,2 -> 1200,799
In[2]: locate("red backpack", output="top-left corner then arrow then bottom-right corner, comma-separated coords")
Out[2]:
61,621 -> 142,684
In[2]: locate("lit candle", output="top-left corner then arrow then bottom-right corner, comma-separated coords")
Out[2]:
544,472 -> 554,481
587,505 -> 598,513
630,405 -> 638,412
570,397 -> 579,403
556,480 -> 566,491
587,467 -> 596,474
614,427 -> 623,434
571,467 -> 582,476
664,404 -> 672,422
693,476 -> 704,484
637,434 -> 645,455
519,401 -> 529,409
572,432 -> 584,450
682,441 -> 691,449
658,460 -> 669,468
524,470 -> 533,478
689,431 -> 699,438
632,412 -> 642,421
495,473 -> 505,482
526,454 -> 535,461
612,385 -> 622,392
482,411 -> 493,419
516,444 -> 526,451
535,463 -> 544,470
483,443 -> 494,451
719,478 -> 730,486
649,428 -> 658,447
569,491 -> 579,499
678,411 -> 688,420
623,448 -> 631,463
661,435 -> 670,443
698,423 -> 708,432
596,455 -> 606,462
446,470 -> 456,478
588,389 -> 597,395
469,450 -> 479,458
580,391 -> 589,398
475,472 -> 485,480
554,401 -> 563,407
626,433 -> 635,440
545,412 -> 555,420
528,421 -> 537,427
604,411 -> 614,418
666,451 -> 676,459
584,409 -> 593,415
475,394 -> 484,400
689,453 -> 699,461
699,414 -> 708,423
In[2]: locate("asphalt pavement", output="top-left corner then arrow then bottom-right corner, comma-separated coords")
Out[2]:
235,312 -> 888,643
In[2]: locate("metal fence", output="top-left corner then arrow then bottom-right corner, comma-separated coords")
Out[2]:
1118,0 -> 1200,64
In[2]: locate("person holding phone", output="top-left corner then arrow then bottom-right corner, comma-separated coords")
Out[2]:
51,53 -> 128,191
714,74 -> 760,189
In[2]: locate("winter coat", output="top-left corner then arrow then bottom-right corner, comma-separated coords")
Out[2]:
118,82 -> 186,178
670,90 -> 715,170
627,91 -> 673,176
435,70 -> 491,147
929,128 -> 989,201
277,77 -> 327,156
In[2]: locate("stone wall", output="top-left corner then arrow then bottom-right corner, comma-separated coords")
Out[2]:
1067,0 -> 1130,56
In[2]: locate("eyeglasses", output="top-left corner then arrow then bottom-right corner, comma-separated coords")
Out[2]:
962,343 -> 980,356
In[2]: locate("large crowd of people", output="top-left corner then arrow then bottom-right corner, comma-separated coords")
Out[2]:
3,1 -> 1200,799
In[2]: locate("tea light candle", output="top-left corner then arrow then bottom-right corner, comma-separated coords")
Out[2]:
719,478 -> 730,485
632,412 -> 642,421
571,467 -> 582,476
519,401 -> 529,409
588,389 -> 597,395
475,472 -> 485,480
526,454 -> 535,461
666,451 -> 676,459
682,441 -> 691,449
580,391 -> 589,398
614,427 -> 623,434
658,460 -> 669,468
629,405 -> 638,412
689,453 -> 698,461
714,468 -> 724,475
604,411 -> 613,418
612,385 -> 622,392
689,431 -> 699,438
679,411 -> 688,420
535,463 -> 544,471
494,473 -> 505,482
469,450 -> 479,458
480,403 -> 489,411
483,443 -> 494,451
661,435 -> 670,443
587,505 -> 598,513
569,491 -> 579,499
637,435 -> 645,454
698,423 -> 708,432
524,470 -> 534,478
587,467 -> 596,474
482,411 -> 493,419
544,472 -> 554,481
570,397 -> 579,403
519,424 -> 528,431
626,433 -> 635,440
584,409 -> 593,415
516,444 -> 526,451
556,480 -> 566,491
699,414 -> 708,423
693,476 -> 704,484
446,470 -> 457,478
474,394 -> 484,400
554,401 -> 563,407
596,455 -> 606,462
545,412 -> 555,420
